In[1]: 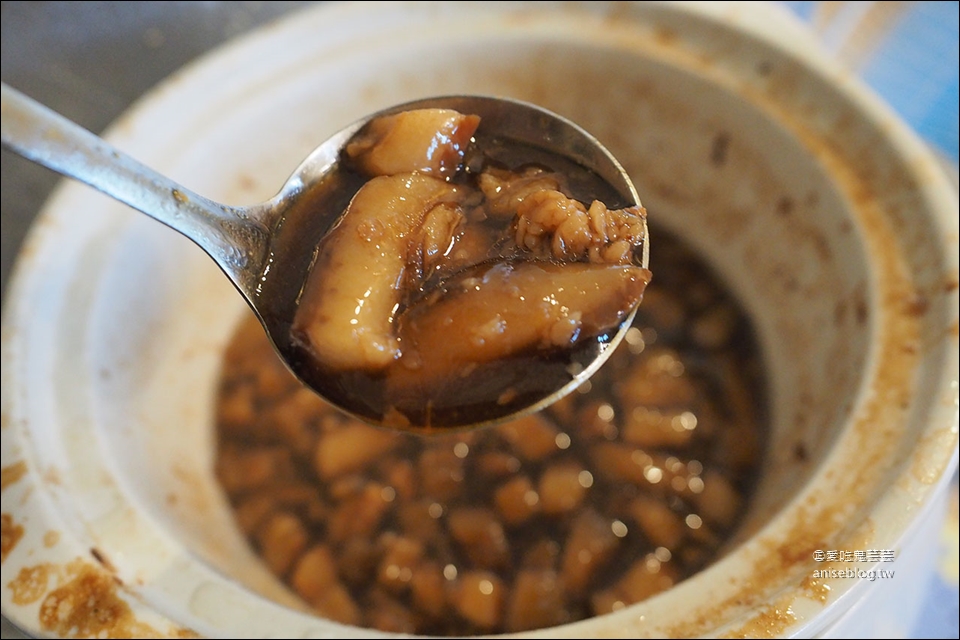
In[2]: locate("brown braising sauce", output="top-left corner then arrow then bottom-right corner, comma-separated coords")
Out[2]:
214,227 -> 767,634
253,109 -> 650,430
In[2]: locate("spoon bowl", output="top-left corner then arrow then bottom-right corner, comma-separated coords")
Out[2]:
1,84 -> 647,430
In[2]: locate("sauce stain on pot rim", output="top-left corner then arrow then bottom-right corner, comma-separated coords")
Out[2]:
1,2 -> 956,639
472,3 -> 957,638
641,22 -> 957,640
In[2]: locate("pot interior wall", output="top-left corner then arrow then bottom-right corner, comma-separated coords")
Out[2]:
83,34 -> 872,601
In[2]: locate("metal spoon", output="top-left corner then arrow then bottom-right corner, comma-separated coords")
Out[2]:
1,83 -> 647,431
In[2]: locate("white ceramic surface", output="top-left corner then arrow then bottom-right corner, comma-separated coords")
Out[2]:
2,2 -> 957,637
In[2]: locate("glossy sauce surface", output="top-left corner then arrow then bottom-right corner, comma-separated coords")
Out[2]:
215,229 -> 767,634
255,109 -> 649,430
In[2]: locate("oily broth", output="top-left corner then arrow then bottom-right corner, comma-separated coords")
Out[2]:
254,133 -> 644,429
214,227 -> 767,634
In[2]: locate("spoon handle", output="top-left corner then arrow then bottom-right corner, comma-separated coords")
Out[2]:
0,82 -> 267,294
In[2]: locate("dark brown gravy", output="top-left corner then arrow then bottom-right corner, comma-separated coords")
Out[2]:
215,227 -> 767,634
254,129 -> 647,430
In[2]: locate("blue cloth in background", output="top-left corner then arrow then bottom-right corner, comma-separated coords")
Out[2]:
778,1 -> 959,164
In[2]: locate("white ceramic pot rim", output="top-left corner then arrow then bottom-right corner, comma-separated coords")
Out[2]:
2,2 -> 957,638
